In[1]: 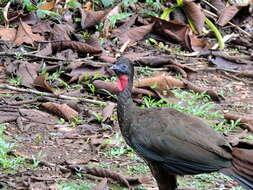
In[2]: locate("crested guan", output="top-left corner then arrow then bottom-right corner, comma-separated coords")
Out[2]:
110,56 -> 253,190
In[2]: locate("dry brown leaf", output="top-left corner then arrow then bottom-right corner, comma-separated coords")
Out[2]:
118,23 -> 154,44
224,113 -> 253,132
0,28 -> 16,41
80,9 -> 106,29
153,17 -> 189,44
33,74 -> 55,93
217,5 -> 240,26
14,21 -> 44,46
42,102 -> 78,121
6,60 -> 40,88
52,41 -> 102,54
38,0 -> 56,10
183,0 -> 205,33
52,24 -> 74,41
134,74 -> 185,92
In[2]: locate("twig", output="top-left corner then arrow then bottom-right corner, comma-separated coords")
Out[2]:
0,84 -> 106,105
0,52 -> 67,61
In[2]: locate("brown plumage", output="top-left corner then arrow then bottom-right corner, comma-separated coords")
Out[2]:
110,57 -> 253,190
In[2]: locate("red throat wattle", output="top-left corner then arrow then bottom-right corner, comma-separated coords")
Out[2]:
116,75 -> 128,91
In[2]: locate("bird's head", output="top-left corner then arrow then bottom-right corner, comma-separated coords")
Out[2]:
110,57 -> 133,91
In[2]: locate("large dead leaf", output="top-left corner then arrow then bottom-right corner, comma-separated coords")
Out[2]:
42,102 -> 78,121
118,23 -> 154,44
52,24 -> 74,41
14,21 -> 44,46
32,20 -> 53,34
111,14 -> 138,37
80,9 -> 106,29
0,28 -> 16,41
217,5 -> 240,26
134,74 -> 185,95
6,61 -> 40,88
153,17 -> 189,44
52,41 -> 102,54
183,0 -> 205,33
209,0 -> 226,12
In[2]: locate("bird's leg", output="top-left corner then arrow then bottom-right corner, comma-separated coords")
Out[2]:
148,162 -> 177,190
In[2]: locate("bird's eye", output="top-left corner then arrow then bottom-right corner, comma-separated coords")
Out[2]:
121,65 -> 127,71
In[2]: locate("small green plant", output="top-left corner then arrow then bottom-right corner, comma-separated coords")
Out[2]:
145,0 -> 161,11
87,83 -> 96,94
109,13 -> 132,28
0,124 -> 25,170
23,0 -> 37,12
138,66 -> 154,77
142,96 -> 167,108
8,76 -> 21,86
57,180 -> 96,190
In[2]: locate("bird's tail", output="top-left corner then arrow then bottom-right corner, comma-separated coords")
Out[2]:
221,148 -> 253,190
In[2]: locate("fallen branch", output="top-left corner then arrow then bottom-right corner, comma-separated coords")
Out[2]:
0,84 -> 106,105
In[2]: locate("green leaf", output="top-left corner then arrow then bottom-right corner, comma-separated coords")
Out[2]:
160,7 -> 176,20
109,13 -> 132,28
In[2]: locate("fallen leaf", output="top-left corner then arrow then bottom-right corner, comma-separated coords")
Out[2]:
134,74 -> 185,93
32,20 -> 53,34
210,0 -> 226,12
14,21 -> 44,46
102,102 -> 116,122
52,41 -> 102,54
42,102 -> 78,121
33,74 -> 55,93
183,0 -> 205,33
118,23 -> 154,44
80,9 -> 106,29
217,5 -> 240,26
6,60 -> 40,88
111,14 -> 138,37
0,28 -> 16,41
153,17 -> 189,45
52,24 -> 74,41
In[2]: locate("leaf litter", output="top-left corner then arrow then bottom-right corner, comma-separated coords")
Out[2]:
0,0 -> 252,189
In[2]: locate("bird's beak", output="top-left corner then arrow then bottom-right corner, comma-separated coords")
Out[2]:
110,64 -> 120,73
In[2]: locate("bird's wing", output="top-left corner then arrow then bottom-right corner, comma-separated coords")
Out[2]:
130,107 -> 232,175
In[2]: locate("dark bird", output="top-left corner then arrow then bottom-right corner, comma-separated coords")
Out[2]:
110,57 -> 253,190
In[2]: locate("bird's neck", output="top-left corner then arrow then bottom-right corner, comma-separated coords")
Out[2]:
117,76 -> 134,141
